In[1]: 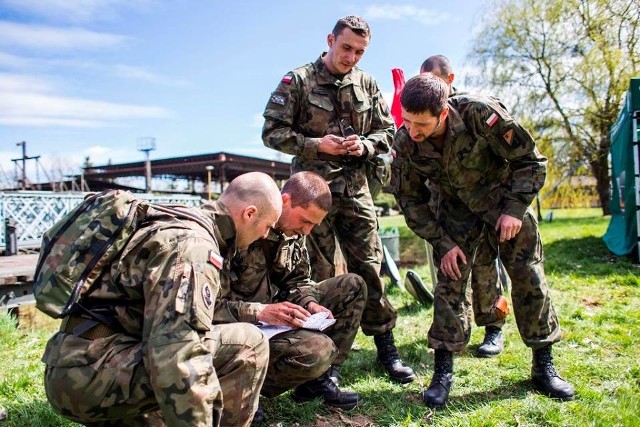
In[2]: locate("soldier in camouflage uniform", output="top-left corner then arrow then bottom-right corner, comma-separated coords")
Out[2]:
262,15 -> 414,384
420,54 -> 507,358
42,172 -> 283,427
391,74 -> 574,408
215,172 -> 366,421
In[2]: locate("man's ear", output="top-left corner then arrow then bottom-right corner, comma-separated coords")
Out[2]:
242,205 -> 258,222
440,106 -> 450,121
448,73 -> 455,86
327,33 -> 334,48
281,193 -> 292,208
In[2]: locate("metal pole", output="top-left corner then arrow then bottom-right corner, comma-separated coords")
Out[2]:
633,111 -> 640,262
206,165 -> 213,200
5,218 -> 17,256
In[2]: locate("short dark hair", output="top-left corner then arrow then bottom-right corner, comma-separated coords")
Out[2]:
282,172 -> 331,212
400,74 -> 449,116
420,54 -> 452,76
332,15 -> 370,38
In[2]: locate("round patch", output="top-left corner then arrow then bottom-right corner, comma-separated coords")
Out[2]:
202,282 -> 213,309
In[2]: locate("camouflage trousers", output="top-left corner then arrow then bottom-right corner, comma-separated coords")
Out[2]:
43,323 -> 268,427
429,208 -> 561,352
306,191 -> 397,335
468,229 -> 506,329
261,273 -> 367,397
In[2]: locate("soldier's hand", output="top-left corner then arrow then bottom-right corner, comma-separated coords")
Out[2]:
306,302 -> 334,319
256,302 -> 310,327
318,135 -> 349,155
495,214 -> 522,242
342,136 -> 365,157
440,246 -> 466,280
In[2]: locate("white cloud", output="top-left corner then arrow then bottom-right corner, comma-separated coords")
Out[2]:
365,4 -> 449,26
113,65 -> 189,87
0,0 -> 154,24
0,21 -> 129,51
0,72 -> 172,128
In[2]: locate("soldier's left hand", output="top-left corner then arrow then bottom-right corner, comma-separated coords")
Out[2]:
440,246 -> 466,280
495,214 -> 522,242
342,135 -> 364,157
306,302 -> 334,319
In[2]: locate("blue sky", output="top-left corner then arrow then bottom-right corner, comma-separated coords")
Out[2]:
0,0 -> 486,187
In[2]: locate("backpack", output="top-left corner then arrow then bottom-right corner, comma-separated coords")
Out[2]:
33,189 -> 212,319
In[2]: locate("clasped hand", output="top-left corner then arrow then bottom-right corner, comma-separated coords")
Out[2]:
319,134 -> 363,157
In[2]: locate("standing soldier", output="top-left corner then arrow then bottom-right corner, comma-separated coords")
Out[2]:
420,54 -> 507,358
42,172 -> 282,427
262,15 -> 415,384
215,172 -> 367,424
391,74 -> 574,408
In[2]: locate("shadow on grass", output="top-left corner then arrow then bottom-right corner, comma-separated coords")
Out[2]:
544,236 -> 636,278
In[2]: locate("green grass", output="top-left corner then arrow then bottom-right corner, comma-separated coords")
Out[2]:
1,208 -> 639,426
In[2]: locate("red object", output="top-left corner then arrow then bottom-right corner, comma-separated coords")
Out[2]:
390,68 -> 406,128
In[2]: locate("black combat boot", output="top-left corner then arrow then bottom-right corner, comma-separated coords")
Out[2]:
374,330 -> 416,383
422,349 -> 453,409
531,345 -> 575,400
250,401 -> 264,426
475,326 -> 504,358
292,369 -> 363,410
328,365 -> 342,386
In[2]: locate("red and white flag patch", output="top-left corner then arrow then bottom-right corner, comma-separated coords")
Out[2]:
208,250 -> 223,269
486,112 -> 499,127
281,74 -> 293,84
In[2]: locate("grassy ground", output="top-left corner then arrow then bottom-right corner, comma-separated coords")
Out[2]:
1,208 -> 639,426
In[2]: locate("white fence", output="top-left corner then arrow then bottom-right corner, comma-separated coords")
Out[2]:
1,191 -> 203,251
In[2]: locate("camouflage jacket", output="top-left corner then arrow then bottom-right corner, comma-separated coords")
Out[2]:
214,228 -> 318,324
262,54 -> 395,196
390,93 -> 547,257
43,205 -> 224,426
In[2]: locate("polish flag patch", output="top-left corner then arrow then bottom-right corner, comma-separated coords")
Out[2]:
391,148 -> 397,158
486,112 -> 499,127
208,250 -> 223,269
281,74 -> 293,84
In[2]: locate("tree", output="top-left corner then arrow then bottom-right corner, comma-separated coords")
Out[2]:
468,0 -> 640,214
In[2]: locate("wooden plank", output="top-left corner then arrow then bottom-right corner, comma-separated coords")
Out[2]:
0,254 -> 39,286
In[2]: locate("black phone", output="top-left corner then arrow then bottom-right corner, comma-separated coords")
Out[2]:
343,126 -> 356,137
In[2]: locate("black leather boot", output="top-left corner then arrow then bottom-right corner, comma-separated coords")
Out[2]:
328,365 -> 342,386
292,369 -> 363,410
531,345 -> 575,400
250,401 -> 264,426
374,330 -> 416,383
422,350 -> 453,409
475,326 -> 504,358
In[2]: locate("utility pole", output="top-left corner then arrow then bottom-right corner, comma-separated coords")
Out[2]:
137,137 -> 156,193
11,141 -> 40,190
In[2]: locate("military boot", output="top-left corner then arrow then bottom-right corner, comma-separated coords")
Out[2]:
531,345 -> 575,400
328,365 -> 342,386
475,326 -> 504,358
292,369 -> 363,410
250,401 -> 264,426
422,350 -> 453,409
374,330 -> 416,383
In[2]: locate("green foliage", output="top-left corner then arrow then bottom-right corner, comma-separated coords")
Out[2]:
1,210 -> 639,426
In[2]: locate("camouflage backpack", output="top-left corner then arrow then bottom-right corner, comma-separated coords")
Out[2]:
33,189 -> 211,319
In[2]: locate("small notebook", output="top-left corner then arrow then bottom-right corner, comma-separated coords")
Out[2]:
259,311 -> 336,339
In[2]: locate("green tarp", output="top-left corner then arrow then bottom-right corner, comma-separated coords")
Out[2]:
603,78 -> 640,256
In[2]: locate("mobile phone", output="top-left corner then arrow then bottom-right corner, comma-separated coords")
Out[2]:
343,126 -> 356,137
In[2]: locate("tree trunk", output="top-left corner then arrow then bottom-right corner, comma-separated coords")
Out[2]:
590,137 -> 612,215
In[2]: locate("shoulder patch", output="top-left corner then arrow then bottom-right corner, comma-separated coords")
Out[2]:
503,128 -> 514,145
201,282 -> 213,309
270,92 -> 288,106
281,73 -> 293,84
486,112 -> 499,128
208,250 -> 223,270
391,148 -> 397,158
